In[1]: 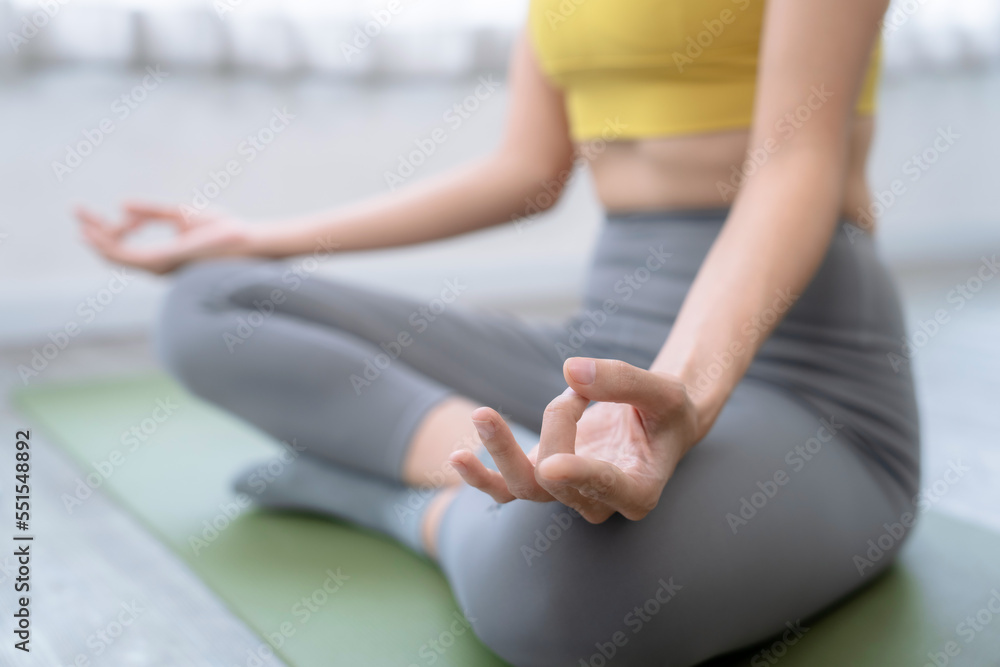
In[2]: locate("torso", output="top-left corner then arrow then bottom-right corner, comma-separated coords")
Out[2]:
527,0 -> 880,226
583,116 -> 874,225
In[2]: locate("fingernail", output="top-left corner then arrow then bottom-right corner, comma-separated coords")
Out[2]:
472,419 -> 495,440
450,460 -> 468,475
567,358 -> 596,385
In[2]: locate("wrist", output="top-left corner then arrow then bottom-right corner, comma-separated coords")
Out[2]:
649,364 -> 729,443
241,222 -> 286,259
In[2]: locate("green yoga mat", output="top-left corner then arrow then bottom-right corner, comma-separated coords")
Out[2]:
13,374 -> 1000,667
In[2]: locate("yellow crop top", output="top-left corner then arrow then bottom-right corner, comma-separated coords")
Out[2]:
528,0 -> 881,140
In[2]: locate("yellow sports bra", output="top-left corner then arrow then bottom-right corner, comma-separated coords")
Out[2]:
528,0 -> 881,140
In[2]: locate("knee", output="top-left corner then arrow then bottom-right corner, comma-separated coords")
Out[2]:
155,258 -> 269,387
448,505 -> 633,666
458,571 -> 586,667
166,257 -> 266,306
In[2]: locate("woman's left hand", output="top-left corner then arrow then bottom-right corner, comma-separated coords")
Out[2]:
449,357 -> 702,523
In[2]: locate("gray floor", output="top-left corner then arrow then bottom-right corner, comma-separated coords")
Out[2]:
0,337 -> 285,667
0,65 -> 998,666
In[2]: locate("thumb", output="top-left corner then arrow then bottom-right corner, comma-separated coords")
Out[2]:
563,357 -> 681,416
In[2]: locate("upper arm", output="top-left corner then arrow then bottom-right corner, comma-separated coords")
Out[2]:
497,30 -> 576,181
751,0 -> 887,159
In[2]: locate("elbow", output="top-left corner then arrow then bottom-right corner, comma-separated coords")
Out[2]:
496,147 -> 576,215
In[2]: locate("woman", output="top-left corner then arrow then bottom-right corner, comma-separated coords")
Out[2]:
77,0 -> 920,664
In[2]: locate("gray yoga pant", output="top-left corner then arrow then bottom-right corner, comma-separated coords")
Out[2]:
157,209 -> 921,666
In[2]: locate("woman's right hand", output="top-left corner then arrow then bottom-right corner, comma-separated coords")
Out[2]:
76,202 -> 257,275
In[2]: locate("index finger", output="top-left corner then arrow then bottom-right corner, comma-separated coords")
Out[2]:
536,388 -> 589,463
123,202 -> 195,231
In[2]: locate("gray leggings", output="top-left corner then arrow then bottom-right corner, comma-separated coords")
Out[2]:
157,209 -> 921,666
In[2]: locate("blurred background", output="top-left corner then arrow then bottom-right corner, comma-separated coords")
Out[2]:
0,0 -> 998,663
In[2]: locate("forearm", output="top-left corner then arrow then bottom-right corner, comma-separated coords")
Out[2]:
650,146 -> 845,438
245,150 -> 569,258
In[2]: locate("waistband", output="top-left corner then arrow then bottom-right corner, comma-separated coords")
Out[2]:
586,207 -> 895,346
605,207 -> 732,225
604,207 -> 869,236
